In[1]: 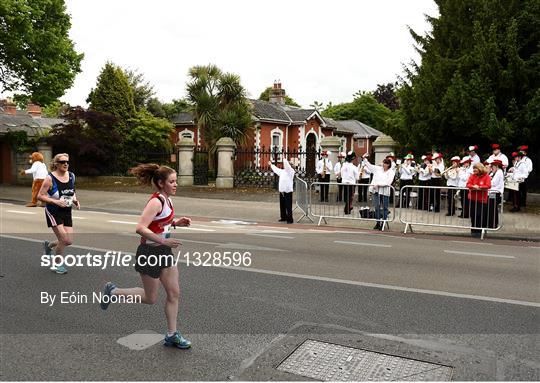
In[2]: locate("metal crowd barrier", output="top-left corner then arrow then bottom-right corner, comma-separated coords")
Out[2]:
293,176 -> 313,223
398,185 -> 503,239
310,181 -> 396,229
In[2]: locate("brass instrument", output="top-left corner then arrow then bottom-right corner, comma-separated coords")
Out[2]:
442,164 -> 458,179
321,158 -> 327,177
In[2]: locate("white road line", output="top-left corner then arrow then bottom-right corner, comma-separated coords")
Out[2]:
247,233 -> 295,240
334,240 -> 392,248
6,210 -> 36,215
108,220 -> 137,225
0,202 -> 14,205
444,250 -> 515,259
72,216 -> 86,220
3,233 -> 539,308
177,227 -> 215,232
451,240 -> 493,246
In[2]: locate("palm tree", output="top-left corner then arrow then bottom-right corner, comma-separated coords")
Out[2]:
186,64 -> 253,174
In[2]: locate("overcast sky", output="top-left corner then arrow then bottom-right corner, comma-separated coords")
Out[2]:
61,0 -> 438,109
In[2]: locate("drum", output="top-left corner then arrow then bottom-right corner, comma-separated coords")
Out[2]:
504,180 -> 520,191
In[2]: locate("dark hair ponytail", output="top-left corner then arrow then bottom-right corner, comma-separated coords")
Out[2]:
129,163 -> 175,189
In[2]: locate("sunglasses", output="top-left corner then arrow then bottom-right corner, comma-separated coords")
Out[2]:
57,160 -> 70,165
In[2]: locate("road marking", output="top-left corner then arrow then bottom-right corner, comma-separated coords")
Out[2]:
247,233 -> 294,240
6,210 -> 36,215
212,219 -> 256,225
451,240 -> 492,246
108,220 -> 137,225
334,240 -> 392,248
177,226 -> 215,232
444,250 -> 515,259
72,216 -> 86,220
0,202 -> 14,205
2,233 -> 539,308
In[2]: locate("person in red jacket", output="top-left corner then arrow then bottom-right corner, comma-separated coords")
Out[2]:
466,162 -> 492,238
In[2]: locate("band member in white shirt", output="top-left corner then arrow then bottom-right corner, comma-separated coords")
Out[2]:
357,157 -> 371,203
487,143 -> 509,171
334,152 -> 345,202
362,155 -> 396,230
457,156 -> 473,218
445,156 -> 460,216
508,152 -> 529,212
487,159 -> 504,228
417,154 -> 432,210
341,151 -> 360,215
430,152 -> 445,212
316,150 -> 332,202
468,145 -> 481,165
269,158 -> 295,223
517,145 -> 533,207
398,153 -> 415,208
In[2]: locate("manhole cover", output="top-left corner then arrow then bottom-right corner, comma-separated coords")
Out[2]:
277,340 -> 453,381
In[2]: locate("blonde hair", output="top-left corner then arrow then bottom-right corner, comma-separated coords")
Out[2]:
50,153 -> 69,171
473,162 -> 488,175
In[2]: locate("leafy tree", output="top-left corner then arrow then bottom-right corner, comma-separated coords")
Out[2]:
124,68 -> 155,111
126,109 -> 174,152
310,101 -> 324,111
41,100 -> 69,118
87,62 -> 136,124
259,87 -> 301,107
47,107 -> 122,175
161,98 -> 192,119
186,64 -> 252,148
322,93 -> 393,132
373,83 -> 400,111
0,0 -> 83,106
146,97 -> 166,118
400,0 -> 540,156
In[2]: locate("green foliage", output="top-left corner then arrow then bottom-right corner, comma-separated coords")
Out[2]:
187,64 -> 252,148
126,109 -> 174,151
259,87 -> 301,107
161,98 -> 191,119
373,83 -> 400,111
124,68 -> 155,111
4,130 -> 34,153
0,0 -> 83,105
87,62 -> 136,124
322,93 -> 393,132
41,100 -> 69,117
400,0 -> 540,154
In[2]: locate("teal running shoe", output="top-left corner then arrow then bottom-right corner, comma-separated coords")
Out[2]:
164,331 -> 192,349
100,282 -> 117,310
43,240 -> 51,255
55,264 -> 68,274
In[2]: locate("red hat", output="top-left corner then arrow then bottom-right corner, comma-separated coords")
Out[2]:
519,145 -> 528,151
511,152 -> 519,158
491,143 -> 500,150
468,145 -> 478,152
491,159 -> 503,167
433,152 -> 443,160
451,156 -> 460,162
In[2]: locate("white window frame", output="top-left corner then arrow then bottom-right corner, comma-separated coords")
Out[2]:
178,129 -> 194,141
270,127 -> 284,162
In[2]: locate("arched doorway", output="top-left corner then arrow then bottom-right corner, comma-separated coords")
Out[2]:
305,133 -> 317,178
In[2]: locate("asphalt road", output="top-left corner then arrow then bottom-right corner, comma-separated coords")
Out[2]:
1,202 -> 539,380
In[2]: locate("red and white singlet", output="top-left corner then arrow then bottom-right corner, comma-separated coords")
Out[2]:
141,192 -> 174,245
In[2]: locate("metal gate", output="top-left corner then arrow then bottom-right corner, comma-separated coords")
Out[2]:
193,146 -> 209,185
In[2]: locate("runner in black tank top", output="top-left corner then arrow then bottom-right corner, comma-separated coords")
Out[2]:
37,153 -> 80,275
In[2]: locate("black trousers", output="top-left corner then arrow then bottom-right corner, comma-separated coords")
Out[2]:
358,178 -> 370,202
459,189 -> 470,218
470,201 -> 488,236
446,186 -> 457,216
519,178 -> 528,207
336,178 -> 343,202
343,185 -> 355,214
430,178 -> 442,212
399,179 -> 413,208
512,184 -> 522,209
279,192 -> 293,222
418,180 -> 430,210
319,174 -> 330,201
487,194 -> 501,228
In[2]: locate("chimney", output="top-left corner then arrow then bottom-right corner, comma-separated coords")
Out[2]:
27,102 -> 42,118
0,99 -> 17,115
269,81 -> 286,106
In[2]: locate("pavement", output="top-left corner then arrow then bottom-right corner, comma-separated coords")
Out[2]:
1,184 -> 539,242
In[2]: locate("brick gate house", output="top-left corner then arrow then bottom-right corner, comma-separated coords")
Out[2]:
170,82 -> 383,160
